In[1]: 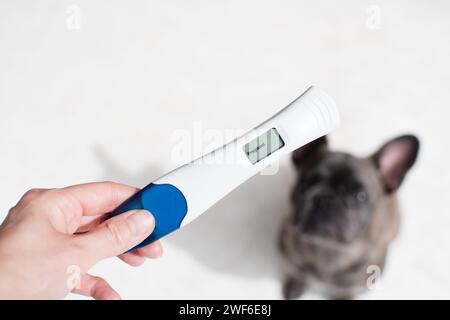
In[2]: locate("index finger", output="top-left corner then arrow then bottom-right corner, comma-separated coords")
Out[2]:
56,181 -> 139,216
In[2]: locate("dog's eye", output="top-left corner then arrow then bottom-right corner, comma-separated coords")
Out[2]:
356,191 -> 367,203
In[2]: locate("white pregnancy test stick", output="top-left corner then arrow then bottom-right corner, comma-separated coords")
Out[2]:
108,86 -> 340,250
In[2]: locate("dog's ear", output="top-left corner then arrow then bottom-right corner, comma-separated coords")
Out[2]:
292,136 -> 328,169
372,134 -> 420,193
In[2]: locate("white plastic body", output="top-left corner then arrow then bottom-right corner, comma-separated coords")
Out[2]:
154,86 -> 340,227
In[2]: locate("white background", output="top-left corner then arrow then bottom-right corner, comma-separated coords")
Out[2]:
0,0 -> 449,299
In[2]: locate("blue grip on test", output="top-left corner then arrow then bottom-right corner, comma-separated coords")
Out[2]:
108,183 -> 188,251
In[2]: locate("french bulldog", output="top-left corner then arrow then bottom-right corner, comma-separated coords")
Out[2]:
279,134 -> 420,299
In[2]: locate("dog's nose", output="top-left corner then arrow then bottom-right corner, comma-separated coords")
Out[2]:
313,194 -> 339,217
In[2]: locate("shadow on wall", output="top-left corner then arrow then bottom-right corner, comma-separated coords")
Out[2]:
94,145 -> 296,281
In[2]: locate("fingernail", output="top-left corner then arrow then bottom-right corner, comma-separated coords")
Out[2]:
127,210 -> 154,236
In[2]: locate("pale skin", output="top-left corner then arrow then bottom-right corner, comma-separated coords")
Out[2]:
0,181 -> 163,300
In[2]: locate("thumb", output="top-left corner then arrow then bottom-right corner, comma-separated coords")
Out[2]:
76,210 -> 155,266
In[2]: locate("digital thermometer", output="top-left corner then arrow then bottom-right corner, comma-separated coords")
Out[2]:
108,86 -> 340,250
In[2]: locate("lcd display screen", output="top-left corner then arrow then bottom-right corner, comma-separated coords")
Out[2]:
243,128 -> 285,164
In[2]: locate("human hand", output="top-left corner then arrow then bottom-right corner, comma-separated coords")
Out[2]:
0,182 -> 163,300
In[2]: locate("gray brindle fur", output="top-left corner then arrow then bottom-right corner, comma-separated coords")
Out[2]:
279,135 -> 419,299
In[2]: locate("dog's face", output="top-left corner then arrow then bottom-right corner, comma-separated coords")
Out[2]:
291,135 -> 419,243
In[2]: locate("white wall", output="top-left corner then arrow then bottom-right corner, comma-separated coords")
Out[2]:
0,0 -> 449,299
